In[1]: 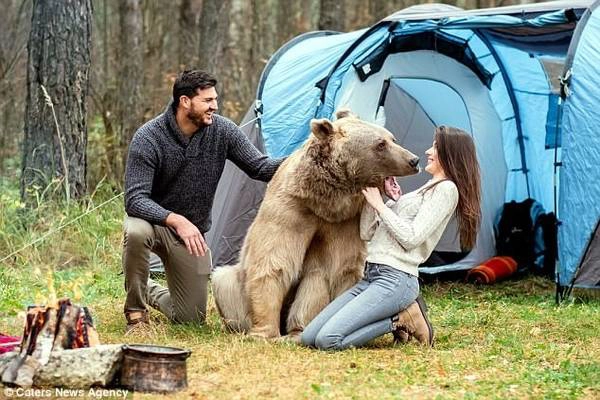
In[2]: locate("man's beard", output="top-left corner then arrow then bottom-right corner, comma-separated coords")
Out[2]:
187,108 -> 209,128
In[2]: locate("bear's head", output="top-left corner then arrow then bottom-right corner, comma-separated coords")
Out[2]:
308,110 -> 420,190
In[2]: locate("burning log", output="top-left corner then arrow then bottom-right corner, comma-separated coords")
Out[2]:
1,298 -> 102,387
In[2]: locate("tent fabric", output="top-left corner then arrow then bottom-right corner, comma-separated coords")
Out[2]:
316,9 -> 576,122
206,0 -> 600,296
558,2 -> 600,288
206,108 -> 268,266
385,1 -> 593,21
256,31 -> 340,100
260,28 -> 369,157
484,39 -> 564,211
573,221 -> 600,289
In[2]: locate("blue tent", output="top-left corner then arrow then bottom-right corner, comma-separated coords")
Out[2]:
207,0 -> 600,300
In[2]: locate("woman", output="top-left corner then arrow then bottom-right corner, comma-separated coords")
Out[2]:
301,126 -> 481,350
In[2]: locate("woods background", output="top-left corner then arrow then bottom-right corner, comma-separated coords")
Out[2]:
0,0 -> 544,199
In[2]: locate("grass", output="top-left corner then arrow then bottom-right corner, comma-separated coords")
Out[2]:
1,181 -> 599,399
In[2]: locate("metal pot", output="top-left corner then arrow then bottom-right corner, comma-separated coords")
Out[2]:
120,344 -> 191,393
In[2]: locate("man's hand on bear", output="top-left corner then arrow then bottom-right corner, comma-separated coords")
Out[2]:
166,213 -> 207,257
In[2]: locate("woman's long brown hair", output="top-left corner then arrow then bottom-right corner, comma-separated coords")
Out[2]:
434,126 -> 482,250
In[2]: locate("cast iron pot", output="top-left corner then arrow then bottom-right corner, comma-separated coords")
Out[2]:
120,344 -> 191,393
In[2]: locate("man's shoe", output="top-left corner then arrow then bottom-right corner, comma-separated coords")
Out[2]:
125,310 -> 150,334
392,296 -> 434,347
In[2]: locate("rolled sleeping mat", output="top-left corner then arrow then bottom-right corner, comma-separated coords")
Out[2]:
465,256 -> 517,284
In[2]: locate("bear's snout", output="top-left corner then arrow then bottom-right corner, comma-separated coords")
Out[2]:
409,156 -> 420,169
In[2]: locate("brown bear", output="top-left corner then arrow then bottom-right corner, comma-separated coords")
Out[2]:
211,110 -> 419,339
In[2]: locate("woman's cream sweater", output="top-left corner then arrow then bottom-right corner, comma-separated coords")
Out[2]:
360,180 -> 459,277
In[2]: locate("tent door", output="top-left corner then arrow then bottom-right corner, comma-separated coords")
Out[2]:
379,76 -> 472,253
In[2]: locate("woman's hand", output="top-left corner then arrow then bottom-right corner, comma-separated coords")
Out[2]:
362,187 -> 386,213
384,176 -> 402,201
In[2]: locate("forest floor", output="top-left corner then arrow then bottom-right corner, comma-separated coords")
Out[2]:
1,182 -> 599,399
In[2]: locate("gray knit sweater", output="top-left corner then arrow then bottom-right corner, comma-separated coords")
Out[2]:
124,103 -> 283,233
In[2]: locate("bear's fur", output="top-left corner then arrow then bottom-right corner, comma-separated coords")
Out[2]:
212,110 -> 419,339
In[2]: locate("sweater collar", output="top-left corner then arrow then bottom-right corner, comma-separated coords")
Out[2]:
164,101 -> 194,146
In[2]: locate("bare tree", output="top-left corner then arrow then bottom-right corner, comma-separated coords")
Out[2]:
142,1 -> 180,114
221,0 -> 255,121
116,0 -> 144,178
251,0 -> 280,75
319,0 -> 346,31
88,0 -> 118,186
21,0 -> 93,202
198,0 -> 255,121
198,0 -> 229,79
275,0 -> 320,43
178,0 -> 202,69
0,0 -> 31,176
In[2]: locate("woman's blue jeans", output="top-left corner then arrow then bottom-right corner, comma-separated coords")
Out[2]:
301,262 -> 419,350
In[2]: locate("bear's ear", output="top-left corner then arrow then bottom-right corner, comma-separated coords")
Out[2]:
310,118 -> 335,140
335,108 -> 357,120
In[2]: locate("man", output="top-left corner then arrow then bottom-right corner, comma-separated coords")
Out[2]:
123,70 -> 283,332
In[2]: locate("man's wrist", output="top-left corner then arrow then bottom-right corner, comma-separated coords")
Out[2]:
165,212 -> 181,228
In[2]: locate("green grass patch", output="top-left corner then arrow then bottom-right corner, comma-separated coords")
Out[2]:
1,181 -> 599,399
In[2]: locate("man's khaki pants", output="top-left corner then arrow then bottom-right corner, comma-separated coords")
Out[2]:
122,216 -> 211,323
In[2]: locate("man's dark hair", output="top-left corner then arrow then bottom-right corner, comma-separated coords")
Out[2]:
172,70 -> 217,108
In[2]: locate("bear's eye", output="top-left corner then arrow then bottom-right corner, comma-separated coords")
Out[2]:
376,141 -> 387,151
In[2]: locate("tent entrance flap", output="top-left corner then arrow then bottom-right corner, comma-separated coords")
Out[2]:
382,77 -> 471,194
380,77 -> 472,254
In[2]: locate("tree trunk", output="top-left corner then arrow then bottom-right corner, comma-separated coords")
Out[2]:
222,0 -> 254,121
198,0 -> 229,81
0,0 -> 31,176
116,0 -> 143,179
198,0 -> 254,122
21,0 -> 92,202
251,0 -> 280,75
319,0 -> 345,31
178,0 -> 201,69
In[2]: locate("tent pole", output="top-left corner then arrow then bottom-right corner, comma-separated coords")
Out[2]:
552,97 -> 563,217
555,273 -> 562,305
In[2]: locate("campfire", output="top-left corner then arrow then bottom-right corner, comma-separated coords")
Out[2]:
0,298 -> 191,393
21,298 -> 100,354
0,298 -> 121,388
